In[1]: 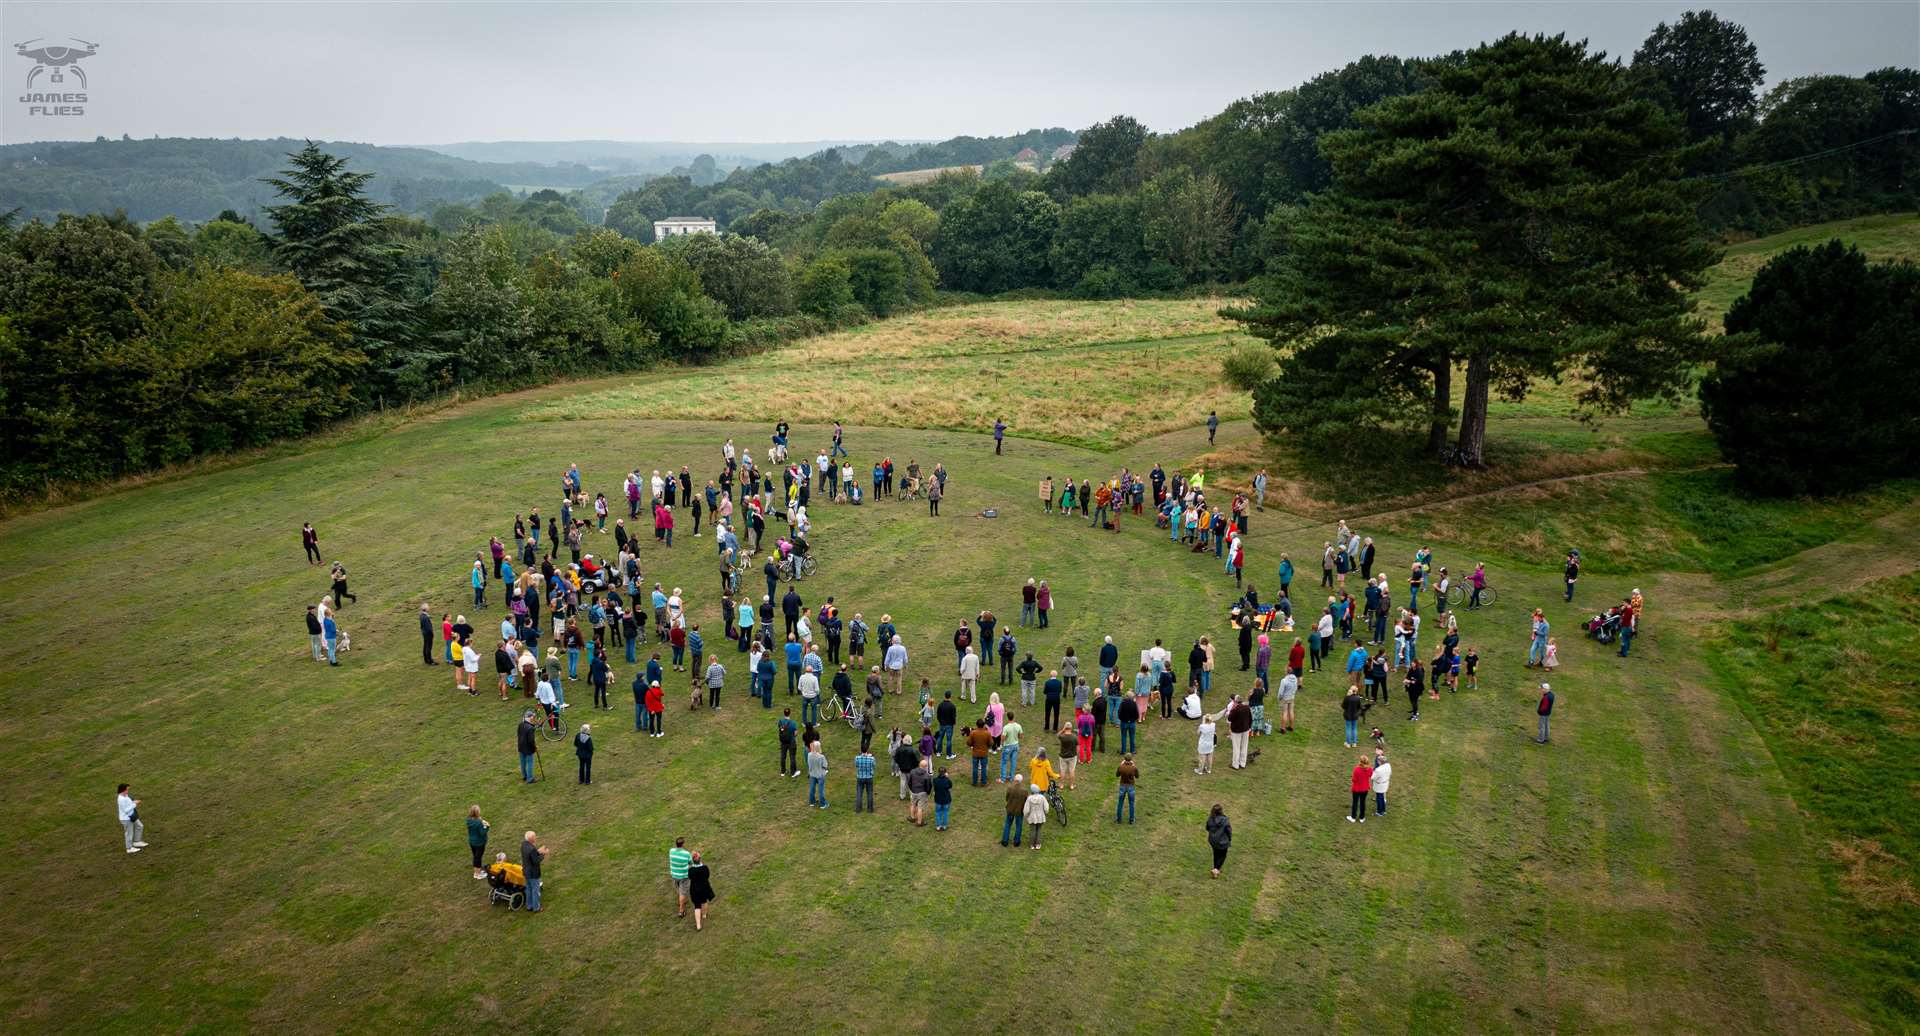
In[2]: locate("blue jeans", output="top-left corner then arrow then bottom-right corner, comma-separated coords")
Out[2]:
1345,719 -> 1358,744
672,644 -> 684,666
971,755 -> 989,784
937,724 -> 954,755
808,776 -> 827,806
1408,588 -> 1420,612
1115,784 -> 1135,822
520,752 -> 535,782
1001,813 -> 1024,846
1618,628 -> 1632,656
832,441 -> 847,458
635,703 -> 645,730
1529,636 -> 1548,665
1396,640 -> 1412,667
801,698 -> 820,724
567,648 -> 580,679
1255,666 -> 1268,689
551,680 -> 566,709
1120,721 -> 1137,753
1038,610 -> 1049,629
999,745 -> 1018,781
444,640 -> 455,663
325,636 -> 338,664
1565,580 -> 1576,602
1200,670 -> 1211,693
1375,791 -> 1387,814
787,664 -> 800,694
1021,602 -> 1035,626
934,803 -> 949,828
525,876 -> 542,911
625,639 -> 637,664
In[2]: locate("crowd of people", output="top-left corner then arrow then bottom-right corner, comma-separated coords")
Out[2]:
261,417 -> 1627,920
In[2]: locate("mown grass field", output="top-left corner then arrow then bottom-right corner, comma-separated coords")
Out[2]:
3,221 -> 1917,1034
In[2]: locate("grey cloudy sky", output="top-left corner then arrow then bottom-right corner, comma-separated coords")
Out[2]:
4,1 -> 1915,145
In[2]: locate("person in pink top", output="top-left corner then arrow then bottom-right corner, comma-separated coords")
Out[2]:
986,691 -> 1007,747
1035,581 -> 1054,629
1075,706 -> 1094,763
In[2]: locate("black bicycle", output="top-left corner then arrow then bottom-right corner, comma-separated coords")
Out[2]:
1046,778 -> 1069,828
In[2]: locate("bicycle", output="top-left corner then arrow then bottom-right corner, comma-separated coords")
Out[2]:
1446,582 -> 1497,608
540,704 -> 568,742
822,694 -> 862,729
778,553 -> 817,582
1046,778 -> 1069,828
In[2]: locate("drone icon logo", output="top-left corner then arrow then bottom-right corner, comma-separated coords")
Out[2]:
15,37 -> 96,116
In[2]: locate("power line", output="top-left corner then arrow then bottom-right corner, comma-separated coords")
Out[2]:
1685,128 -> 1917,182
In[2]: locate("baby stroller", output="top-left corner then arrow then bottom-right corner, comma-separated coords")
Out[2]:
1586,608 -> 1622,644
487,862 -> 526,910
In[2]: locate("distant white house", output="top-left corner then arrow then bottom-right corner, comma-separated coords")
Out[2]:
1051,144 -> 1077,162
653,216 -> 717,239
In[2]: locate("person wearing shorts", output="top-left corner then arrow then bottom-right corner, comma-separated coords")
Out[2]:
668,838 -> 693,917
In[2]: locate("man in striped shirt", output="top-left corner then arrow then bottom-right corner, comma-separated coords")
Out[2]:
854,748 -> 876,812
668,838 -> 693,919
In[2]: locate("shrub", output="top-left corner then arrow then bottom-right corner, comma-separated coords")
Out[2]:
1220,341 -> 1275,390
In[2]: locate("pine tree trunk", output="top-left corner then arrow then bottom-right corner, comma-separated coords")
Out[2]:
1456,353 -> 1490,468
1426,361 -> 1452,454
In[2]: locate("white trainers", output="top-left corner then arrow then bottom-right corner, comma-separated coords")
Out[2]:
1346,816 -> 1356,823
127,846 -> 142,853
133,841 -> 149,848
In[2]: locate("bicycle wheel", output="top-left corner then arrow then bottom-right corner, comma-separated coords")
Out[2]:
1478,586 -> 1497,608
542,713 -> 567,741
800,556 -> 817,578
822,697 -> 843,723
1051,792 -> 1069,828
1447,584 -> 1467,606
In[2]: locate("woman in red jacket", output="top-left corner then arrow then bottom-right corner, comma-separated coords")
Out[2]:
1288,638 -> 1306,679
1348,756 -> 1373,823
645,681 -> 665,737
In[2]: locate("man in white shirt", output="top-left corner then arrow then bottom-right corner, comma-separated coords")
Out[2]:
117,783 -> 147,853
1371,753 -> 1393,815
1277,671 -> 1299,734
798,667 -> 821,724
884,636 -> 909,696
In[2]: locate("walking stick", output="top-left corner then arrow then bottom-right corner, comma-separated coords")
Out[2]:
535,747 -> 544,782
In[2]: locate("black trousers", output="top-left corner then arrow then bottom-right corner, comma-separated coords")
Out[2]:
305,543 -> 321,563
422,629 -> 435,664
1351,791 -> 1368,819
1093,722 -> 1105,751
1001,656 -> 1013,683
471,843 -> 485,868
1212,844 -> 1229,869
579,757 -> 592,783
708,684 -> 721,708
593,681 -> 609,708
1044,698 -> 1061,730
780,742 -> 798,774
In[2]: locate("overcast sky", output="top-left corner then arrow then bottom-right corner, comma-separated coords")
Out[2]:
4,1 -> 1915,146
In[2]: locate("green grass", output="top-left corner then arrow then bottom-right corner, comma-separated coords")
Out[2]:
0,295 -> 1907,1034
1695,212 -> 1920,332
1703,574 -> 1920,1027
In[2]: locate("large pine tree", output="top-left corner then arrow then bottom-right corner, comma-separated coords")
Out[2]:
262,142 -> 416,399
1230,33 -> 1719,466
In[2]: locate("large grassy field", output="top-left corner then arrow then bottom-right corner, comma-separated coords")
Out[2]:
4,241 -> 1917,1033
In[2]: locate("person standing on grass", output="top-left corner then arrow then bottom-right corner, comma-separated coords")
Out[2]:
1036,580 -> 1053,628
994,418 -> 1007,455
854,744 -> 876,812
1564,551 -> 1580,602
117,783 -> 148,854
589,649 -> 611,710
574,724 -> 594,784
687,852 -> 715,931
516,711 -> 538,783
1000,712 -> 1023,784
932,766 -> 954,831
1349,756 -> 1373,823
1404,660 -> 1425,721
1618,599 -> 1637,658
1017,654 -> 1042,708
1342,684 -> 1363,748
1371,753 -> 1392,816
646,681 -> 665,737
1207,410 -> 1220,444
1225,695 -> 1252,769
937,692 -> 958,760
1536,683 -> 1554,744
907,757 -> 933,826
1022,784 -> 1050,849
885,636 -> 908,697
1206,805 -> 1231,877
1527,610 -> 1550,668
668,838 -> 693,918
806,741 -> 830,808
926,474 -> 942,516
704,656 -> 726,710
959,646 -> 980,704
1195,709 -> 1218,775
521,831 -> 549,913
301,522 -> 321,564
968,723 -> 994,786
465,805 -> 489,878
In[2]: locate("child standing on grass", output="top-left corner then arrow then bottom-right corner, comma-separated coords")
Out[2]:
1464,647 -> 1479,690
1543,638 -> 1559,672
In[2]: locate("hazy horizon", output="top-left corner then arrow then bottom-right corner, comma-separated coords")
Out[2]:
4,1 -> 1915,147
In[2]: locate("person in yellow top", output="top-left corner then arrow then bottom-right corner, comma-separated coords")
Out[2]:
487,852 -> 525,887
1029,747 -> 1059,793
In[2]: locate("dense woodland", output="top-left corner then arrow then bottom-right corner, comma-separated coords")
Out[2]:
0,10 -> 1913,495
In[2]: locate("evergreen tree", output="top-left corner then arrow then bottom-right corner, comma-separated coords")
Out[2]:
1700,241 -> 1920,495
262,142 -> 417,399
1230,33 -> 1719,466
